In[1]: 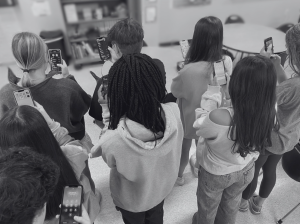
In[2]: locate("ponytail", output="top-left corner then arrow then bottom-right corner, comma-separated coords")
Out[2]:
12,32 -> 48,87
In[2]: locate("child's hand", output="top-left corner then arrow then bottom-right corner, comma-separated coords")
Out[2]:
270,54 -> 281,66
57,60 -> 70,78
32,101 -> 53,125
97,84 -> 108,104
74,205 -> 92,224
56,205 -> 92,224
260,44 -> 273,58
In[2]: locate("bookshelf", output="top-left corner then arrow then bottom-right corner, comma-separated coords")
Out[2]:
60,0 -> 138,69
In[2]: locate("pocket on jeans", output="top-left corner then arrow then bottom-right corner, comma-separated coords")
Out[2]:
200,166 -> 230,191
243,162 -> 255,184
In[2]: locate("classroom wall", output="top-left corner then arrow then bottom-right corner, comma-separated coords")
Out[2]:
141,0 -> 300,46
14,0 -> 66,35
1,0 -> 299,60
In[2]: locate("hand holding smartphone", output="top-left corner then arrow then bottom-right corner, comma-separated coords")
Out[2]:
264,37 -> 274,53
48,49 -> 62,72
179,39 -> 191,59
213,60 -> 227,86
59,185 -> 83,224
96,37 -> 111,61
13,89 -> 35,106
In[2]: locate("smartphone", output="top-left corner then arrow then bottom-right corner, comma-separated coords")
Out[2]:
96,37 -> 111,61
59,185 -> 83,224
101,75 -> 108,98
13,89 -> 35,106
48,49 -> 62,72
213,60 -> 226,86
179,39 -> 191,59
264,37 -> 274,53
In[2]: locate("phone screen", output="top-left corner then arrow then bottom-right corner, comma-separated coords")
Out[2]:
48,49 -> 62,72
96,37 -> 111,61
179,39 -> 191,59
59,185 -> 82,224
264,37 -> 273,53
214,60 -> 226,86
13,89 -> 35,106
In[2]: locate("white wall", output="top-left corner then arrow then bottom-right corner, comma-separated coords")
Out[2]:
1,0 -> 299,52
0,7 -> 22,64
142,0 -> 300,46
15,0 -> 66,35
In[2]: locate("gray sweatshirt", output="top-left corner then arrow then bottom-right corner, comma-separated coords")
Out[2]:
270,76 -> 300,154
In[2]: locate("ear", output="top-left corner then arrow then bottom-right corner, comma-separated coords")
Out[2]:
113,43 -> 122,57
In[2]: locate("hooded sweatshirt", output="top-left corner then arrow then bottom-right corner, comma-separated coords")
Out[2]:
0,68 -> 91,140
91,102 -> 183,212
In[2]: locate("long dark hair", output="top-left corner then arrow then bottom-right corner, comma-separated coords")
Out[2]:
107,53 -> 166,134
0,106 -> 80,220
229,55 -> 278,157
186,16 -> 223,63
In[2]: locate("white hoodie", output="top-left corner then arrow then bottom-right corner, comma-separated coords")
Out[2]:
91,103 -> 183,212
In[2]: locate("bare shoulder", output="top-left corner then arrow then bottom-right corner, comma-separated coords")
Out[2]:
209,108 -> 232,126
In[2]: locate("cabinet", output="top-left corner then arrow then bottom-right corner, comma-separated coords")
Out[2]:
60,0 -> 140,69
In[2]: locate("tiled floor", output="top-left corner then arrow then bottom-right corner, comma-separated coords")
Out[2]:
1,55 -> 300,224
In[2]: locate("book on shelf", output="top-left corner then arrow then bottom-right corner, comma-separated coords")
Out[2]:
64,4 -> 78,23
71,42 -> 99,60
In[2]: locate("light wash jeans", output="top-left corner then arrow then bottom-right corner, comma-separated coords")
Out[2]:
192,160 -> 255,224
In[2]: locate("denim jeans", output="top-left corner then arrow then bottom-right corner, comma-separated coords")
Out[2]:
116,200 -> 164,224
192,160 -> 255,224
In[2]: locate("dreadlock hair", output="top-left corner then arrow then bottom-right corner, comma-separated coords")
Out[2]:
107,53 -> 167,135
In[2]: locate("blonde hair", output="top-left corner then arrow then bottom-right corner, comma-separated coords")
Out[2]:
286,24 -> 300,76
12,32 -> 48,87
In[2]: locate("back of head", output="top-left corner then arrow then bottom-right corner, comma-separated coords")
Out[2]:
107,18 -> 144,55
107,53 -> 166,134
0,147 -> 59,224
0,106 -> 80,220
12,32 -> 48,87
286,23 -> 300,76
186,16 -> 223,63
229,55 -> 278,157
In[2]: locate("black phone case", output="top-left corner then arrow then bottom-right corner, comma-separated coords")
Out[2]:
264,37 -> 272,51
49,49 -> 62,72
102,76 -> 108,96
96,37 -> 111,61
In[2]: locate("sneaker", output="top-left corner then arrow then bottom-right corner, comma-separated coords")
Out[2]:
176,176 -> 185,186
189,153 -> 199,177
239,199 -> 249,212
249,196 -> 262,215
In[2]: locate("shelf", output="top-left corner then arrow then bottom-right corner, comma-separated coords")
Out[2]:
62,0 -> 120,4
74,57 -> 101,64
70,37 -> 89,43
67,17 -> 121,25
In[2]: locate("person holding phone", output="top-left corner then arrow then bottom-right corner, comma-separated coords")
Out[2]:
0,32 -> 91,141
89,18 -> 175,129
240,23 -> 300,215
171,16 -> 232,185
0,147 -> 92,224
192,56 -> 278,224
91,54 -> 183,224
0,104 -> 101,224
